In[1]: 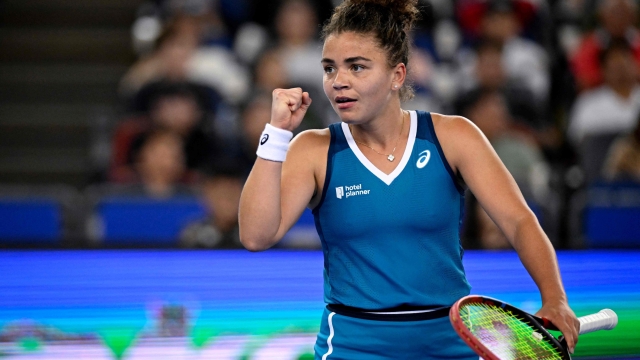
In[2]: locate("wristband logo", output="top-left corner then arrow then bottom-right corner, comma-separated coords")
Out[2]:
260,134 -> 269,145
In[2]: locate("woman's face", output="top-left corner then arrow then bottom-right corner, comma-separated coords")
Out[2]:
321,32 -> 402,123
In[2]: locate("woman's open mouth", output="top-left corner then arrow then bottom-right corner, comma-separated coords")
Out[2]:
335,96 -> 357,109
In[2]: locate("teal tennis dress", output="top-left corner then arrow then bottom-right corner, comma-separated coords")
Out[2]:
312,111 -> 477,359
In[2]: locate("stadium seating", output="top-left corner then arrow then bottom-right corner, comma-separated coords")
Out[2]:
0,186 -> 78,245
91,195 -> 207,246
584,182 -> 640,248
0,199 -> 60,244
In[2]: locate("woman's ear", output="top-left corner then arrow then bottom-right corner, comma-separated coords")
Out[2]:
391,62 -> 407,90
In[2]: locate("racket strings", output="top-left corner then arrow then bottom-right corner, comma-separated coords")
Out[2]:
460,303 -> 562,360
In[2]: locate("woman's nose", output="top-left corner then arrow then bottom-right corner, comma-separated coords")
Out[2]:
332,72 -> 349,90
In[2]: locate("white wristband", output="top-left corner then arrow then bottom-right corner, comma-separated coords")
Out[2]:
256,123 -> 294,162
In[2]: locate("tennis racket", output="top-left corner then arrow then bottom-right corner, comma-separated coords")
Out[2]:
449,295 -> 618,360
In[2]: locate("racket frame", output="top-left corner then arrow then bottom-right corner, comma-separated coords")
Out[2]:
449,295 -> 571,360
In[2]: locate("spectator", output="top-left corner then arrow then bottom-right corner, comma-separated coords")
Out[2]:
272,0 -> 322,88
162,0 -> 234,48
568,37 -> 640,144
249,48 -> 327,130
120,15 -> 249,106
207,92 -> 281,178
570,0 -> 640,91
238,93 -> 272,169
110,82 -> 217,182
179,162 -> 244,248
456,38 -> 543,130
603,114 -> 640,182
270,0 -> 334,126
119,18 -> 200,101
133,130 -> 192,198
483,0 -> 550,102
458,0 -> 550,104
456,0 -> 542,43
251,49 -> 290,96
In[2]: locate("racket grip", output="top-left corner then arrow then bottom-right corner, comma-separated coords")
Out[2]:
578,309 -> 618,335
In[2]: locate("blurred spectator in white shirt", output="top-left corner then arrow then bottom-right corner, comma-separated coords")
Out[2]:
569,37 -> 640,144
270,0 -> 334,125
457,0 -> 550,105
456,38 -> 543,130
121,14 -> 249,106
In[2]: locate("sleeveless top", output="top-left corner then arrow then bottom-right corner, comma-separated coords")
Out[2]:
312,110 -> 471,310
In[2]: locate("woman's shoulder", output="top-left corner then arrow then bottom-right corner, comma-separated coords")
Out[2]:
429,112 -> 479,136
289,128 -> 332,156
427,112 -> 488,167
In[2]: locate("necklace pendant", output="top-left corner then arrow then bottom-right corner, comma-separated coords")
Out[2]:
387,154 -> 395,162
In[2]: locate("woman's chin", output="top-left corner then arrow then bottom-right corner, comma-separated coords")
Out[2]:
334,109 -> 359,123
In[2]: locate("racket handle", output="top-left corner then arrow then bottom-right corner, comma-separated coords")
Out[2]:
578,309 -> 618,335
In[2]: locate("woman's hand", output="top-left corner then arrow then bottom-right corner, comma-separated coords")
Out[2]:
536,300 -> 580,353
271,88 -> 312,131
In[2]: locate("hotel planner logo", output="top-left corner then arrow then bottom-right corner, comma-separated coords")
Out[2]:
336,184 -> 370,199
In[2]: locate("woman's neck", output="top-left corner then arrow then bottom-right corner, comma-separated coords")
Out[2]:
350,106 -> 406,149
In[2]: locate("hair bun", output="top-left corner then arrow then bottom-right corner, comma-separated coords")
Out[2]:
349,0 -> 420,28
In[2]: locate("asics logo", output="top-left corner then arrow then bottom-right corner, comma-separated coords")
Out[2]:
417,150 -> 430,169
260,134 -> 269,145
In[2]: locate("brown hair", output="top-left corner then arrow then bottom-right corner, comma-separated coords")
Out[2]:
321,0 -> 420,101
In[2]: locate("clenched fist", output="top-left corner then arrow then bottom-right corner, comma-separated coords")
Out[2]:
271,88 -> 312,131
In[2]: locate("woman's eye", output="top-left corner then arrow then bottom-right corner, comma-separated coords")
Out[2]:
324,66 -> 335,74
352,64 -> 364,72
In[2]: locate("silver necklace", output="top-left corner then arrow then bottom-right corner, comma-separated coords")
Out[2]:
351,114 -> 405,162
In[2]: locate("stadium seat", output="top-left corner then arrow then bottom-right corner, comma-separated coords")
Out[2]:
94,196 -> 207,246
584,182 -> 640,248
0,186 -> 78,245
0,198 -> 61,244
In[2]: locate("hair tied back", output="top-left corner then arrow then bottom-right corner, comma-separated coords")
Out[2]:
348,0 -> 420,29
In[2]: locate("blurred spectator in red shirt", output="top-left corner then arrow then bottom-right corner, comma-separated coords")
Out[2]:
570,0 -> 640,91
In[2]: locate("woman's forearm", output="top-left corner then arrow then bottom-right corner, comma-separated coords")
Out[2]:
511,214 -> 567,304
238,158 -> 285,251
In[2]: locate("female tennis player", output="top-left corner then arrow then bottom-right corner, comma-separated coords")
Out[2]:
238,0 -> 580,358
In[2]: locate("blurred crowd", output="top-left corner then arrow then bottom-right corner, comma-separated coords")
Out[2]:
97,0 -> 640,249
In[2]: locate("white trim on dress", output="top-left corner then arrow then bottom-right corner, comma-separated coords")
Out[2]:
341,111 -> 417,186
322,312 -> 336,360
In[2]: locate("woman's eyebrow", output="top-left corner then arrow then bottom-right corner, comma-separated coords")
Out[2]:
321,56 -> 372,64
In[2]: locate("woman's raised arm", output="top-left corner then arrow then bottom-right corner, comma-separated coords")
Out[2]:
238,88 -> 321,251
